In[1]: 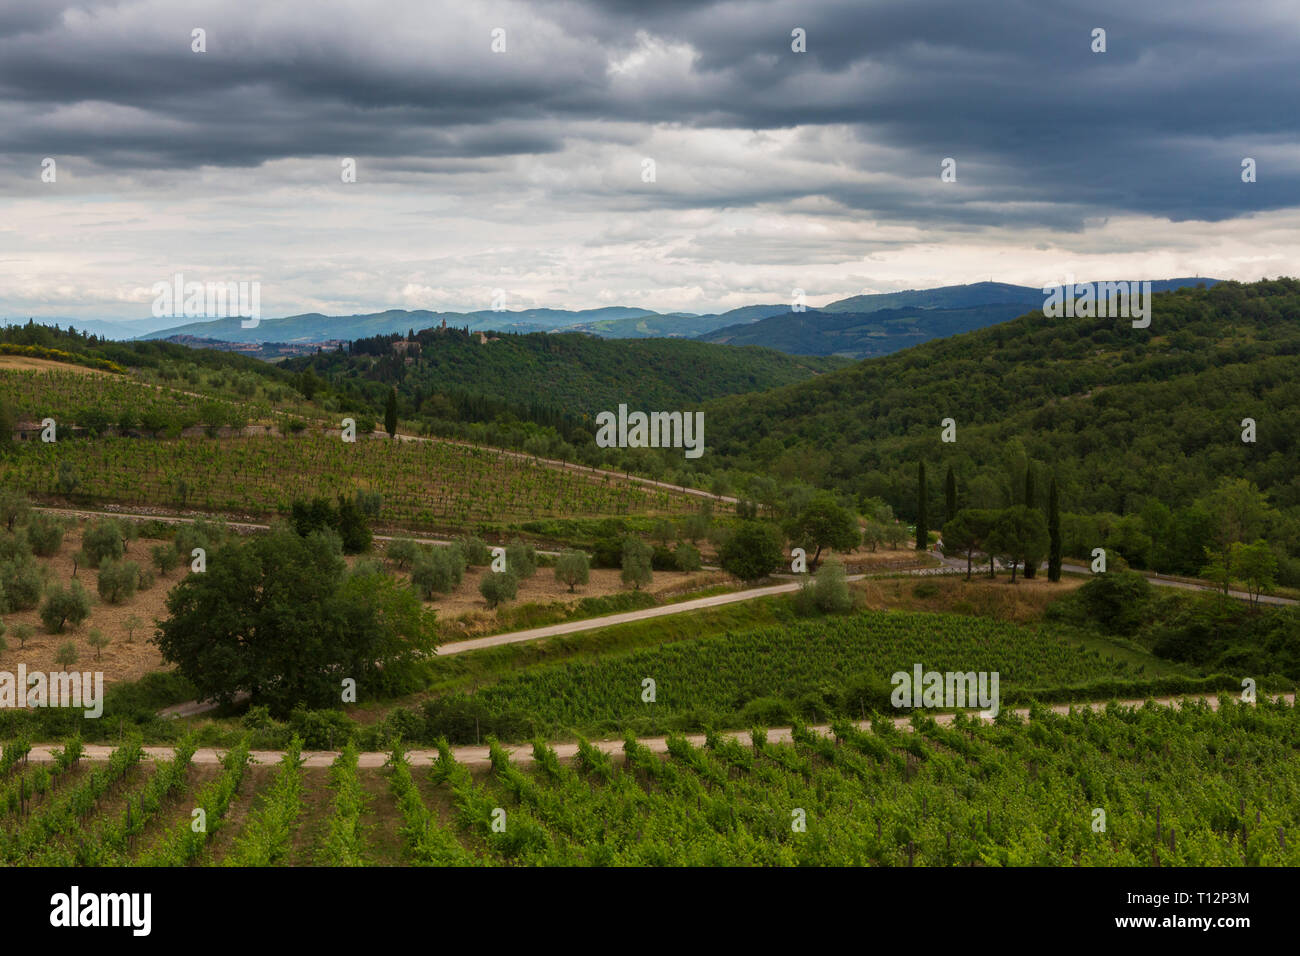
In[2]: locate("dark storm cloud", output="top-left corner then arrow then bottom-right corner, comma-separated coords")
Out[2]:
0,0 -> 1295,227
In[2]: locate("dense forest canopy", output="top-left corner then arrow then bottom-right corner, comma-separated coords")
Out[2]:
284,327 -> 847,418
699,278 -> 1300,581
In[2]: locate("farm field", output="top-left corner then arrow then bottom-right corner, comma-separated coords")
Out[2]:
404,609 -> 1198,744
7,432 -> 702,527
0,516 -> 723,687
0,366 -> 293,432
3,698 -> 1296,866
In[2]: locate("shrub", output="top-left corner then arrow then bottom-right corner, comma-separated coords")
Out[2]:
87,627 -> 111,660
41,581 -> 91,633
650,545 -> 676,572
410,547 -> 463,599
554,550 -> 590,593
0,490 -> 29,532
82,519 -> 126,567
55,642 -> 78,669
479,571 -> 518,609
124,615 -> 143,644
591,536 -> 624,569
459,537 -> 492,567
25,514 -> 64,557
152,543 -> 180,576
386,538 -> 421,571
739,697 -> 792,727
719,521 -> 784,583
673,542 -> 703,572
0,530 -> 31,563
97,558 -> 141,604
793,565 -> 854,615
505,538 -> 537,579
621,537 -> 654,591
0,554 -> 45,611
1077,570 -> 1152,635
912,580 -> 941,599
810,560 -> 853,613
174,519 -> 227,561
288,707 -> 356,750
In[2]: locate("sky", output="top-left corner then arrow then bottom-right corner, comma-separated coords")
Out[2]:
1,0 -> 1298,323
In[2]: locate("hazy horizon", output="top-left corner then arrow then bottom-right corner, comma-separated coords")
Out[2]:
1,0 -> 1296,322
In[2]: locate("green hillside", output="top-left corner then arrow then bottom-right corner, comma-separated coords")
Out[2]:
699,303 -> 1029,358
290,326 -> 848,430
701,278 -> 1300,581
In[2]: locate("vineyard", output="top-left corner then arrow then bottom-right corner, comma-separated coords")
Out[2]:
0,368 -> 289,431
412,610 -> 1193,742
1,698 -> 1296,866
5,432 -> 701,526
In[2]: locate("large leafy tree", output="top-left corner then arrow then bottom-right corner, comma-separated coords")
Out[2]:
719,521 -> 785,583
620,537 -> 654,590
155,529 -> 433,714
987,505 -> 1049,583
1232,540 -> 1278,607
784,492 -> 859,568
942,509 -> 995,581
554,550 -> 590,592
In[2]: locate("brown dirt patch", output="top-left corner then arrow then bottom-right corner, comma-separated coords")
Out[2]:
2,525 -> 176,685
405,565 -> 711,618
854,573 -> 1084,623
0,356 -> 112,376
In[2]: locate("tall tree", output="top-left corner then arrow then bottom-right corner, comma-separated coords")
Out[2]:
784,492 -> 860,568
987,506 -> 1049,583
1023,466 -> 1037,577
384,387 -> 398,438
916,462 -> 928,551
155,529 -> 432,713
620,537 -> 654,590
719,521 -> 785,583
1047,476 -> 1062,582
945,466 -> 957,526
942,509 -> 992,581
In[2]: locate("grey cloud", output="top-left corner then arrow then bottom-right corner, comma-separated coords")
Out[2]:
0,0 -> 1295,228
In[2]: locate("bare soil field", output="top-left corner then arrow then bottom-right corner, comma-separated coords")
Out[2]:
0,355 -> 112,375
3,520 -> 735,685
2,526 -> 175,684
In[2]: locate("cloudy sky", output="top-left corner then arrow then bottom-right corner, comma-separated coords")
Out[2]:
1,0 -> 1298,322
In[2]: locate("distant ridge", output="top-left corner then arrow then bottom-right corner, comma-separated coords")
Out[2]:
98,277 -> 1218,349
698,278 -> 1222,358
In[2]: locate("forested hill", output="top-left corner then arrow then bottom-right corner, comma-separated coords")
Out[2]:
697,303 -> 1026,358
286,327 -> 850,419
702,278 -> 1300,580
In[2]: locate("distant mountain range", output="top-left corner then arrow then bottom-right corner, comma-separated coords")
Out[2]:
18,278 -> 1222,359
698,279 -> 1222,358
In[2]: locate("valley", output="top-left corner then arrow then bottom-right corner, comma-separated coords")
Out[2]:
1,278 -> 1297,871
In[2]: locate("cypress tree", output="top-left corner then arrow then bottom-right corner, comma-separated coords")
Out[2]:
1047,476 -> 1062,582
1024,465 -> 1038,578
916,462 -> 928,551
384,387 -> 398,438
945,465 -> 957,525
